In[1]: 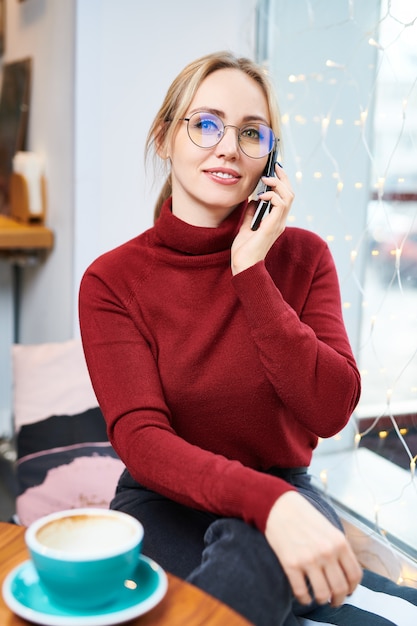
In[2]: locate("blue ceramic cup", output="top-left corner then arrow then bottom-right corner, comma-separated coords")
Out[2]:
25,508 -> 144,610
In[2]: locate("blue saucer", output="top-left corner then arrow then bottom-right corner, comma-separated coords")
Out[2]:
2,555 -> 168,626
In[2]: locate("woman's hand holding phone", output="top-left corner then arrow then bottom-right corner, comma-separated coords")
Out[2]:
231,161 -> 294,276
250,147 -> 280,231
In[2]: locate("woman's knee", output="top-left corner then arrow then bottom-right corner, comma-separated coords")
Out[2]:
188,518 -> 294,626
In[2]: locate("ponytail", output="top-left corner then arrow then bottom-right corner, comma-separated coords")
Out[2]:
154,175 -> 172,223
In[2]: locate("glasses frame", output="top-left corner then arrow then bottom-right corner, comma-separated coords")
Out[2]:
179,111 -> 277,159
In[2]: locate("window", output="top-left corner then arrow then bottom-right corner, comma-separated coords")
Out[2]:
259,0 -> 417,565
357,0 -> 417,471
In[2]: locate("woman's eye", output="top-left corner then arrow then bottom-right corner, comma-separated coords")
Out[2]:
241,127 -> 261,141
198,119 -> 219,133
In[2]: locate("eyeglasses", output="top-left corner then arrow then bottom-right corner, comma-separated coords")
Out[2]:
180,111 -> 276,159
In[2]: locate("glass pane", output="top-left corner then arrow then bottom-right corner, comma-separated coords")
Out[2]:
357,0 -> 417,469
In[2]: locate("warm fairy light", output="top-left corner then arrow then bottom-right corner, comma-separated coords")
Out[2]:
335,118 -> 344,125
354,433 -> 362,447
369,37 -> 384,50
360,110 -> 368,125
350,249 -> 358,261
354,182 -> 363,189
320,469 -> 328,488
288,74 -> 306,83
321,117 -> 330,132
379,430 -> 389,439
325,59 -> 345,69
326,234 -> 335,241
374,505 -> 380,526
313,171 -> 323,179
295,171 -> 303,181
294,115 -> 307,124
281,113 -> 290,125
337,181 -> 344,193
343,302 -> 352,309
371,249 -> 379,256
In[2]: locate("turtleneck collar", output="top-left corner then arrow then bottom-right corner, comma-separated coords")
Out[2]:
153,197 -> 247,256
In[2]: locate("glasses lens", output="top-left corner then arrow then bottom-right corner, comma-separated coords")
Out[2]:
187,112 -> 223,148
239,123 -> 275,158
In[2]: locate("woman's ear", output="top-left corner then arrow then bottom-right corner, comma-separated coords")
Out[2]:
155,122 -> 171,160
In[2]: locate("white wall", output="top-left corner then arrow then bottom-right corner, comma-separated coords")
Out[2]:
0,0 -> 258,436
73,0 -> 258,326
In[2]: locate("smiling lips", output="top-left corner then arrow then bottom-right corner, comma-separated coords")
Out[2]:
204,168 -> 241,184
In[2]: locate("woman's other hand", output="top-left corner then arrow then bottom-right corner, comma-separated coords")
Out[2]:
265,491 -> 363,607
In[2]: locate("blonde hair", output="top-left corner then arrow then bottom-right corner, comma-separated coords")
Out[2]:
146,51 -> 281,222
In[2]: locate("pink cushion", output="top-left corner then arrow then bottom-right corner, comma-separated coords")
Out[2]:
12,339 -> 98,431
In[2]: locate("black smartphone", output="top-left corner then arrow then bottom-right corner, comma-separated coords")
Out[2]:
250,145 -> 280,231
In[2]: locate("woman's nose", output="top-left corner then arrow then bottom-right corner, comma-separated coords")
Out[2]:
215,125 -> 240,157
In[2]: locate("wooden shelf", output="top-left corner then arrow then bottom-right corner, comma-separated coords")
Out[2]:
0,215 -> 53,252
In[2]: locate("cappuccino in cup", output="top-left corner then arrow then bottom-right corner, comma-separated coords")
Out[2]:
25,508 -> 144,610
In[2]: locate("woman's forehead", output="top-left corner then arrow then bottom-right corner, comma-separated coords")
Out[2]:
189,68 -> 270,121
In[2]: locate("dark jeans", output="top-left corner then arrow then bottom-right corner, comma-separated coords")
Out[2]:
111,468 -> 343,626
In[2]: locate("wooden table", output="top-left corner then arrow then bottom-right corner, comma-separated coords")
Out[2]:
0,522 -> 252,625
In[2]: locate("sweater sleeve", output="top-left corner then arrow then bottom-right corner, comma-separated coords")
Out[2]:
79,266 -> 295,533
231,238 -> 361,438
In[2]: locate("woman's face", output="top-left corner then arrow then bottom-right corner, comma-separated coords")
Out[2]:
167,68 -> 272,227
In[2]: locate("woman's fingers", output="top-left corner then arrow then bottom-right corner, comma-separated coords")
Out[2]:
231,165 -> 295,274
265,492 -> 363,607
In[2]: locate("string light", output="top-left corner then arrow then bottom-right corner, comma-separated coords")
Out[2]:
325,59 -> 346,69
369,37 -> 384,50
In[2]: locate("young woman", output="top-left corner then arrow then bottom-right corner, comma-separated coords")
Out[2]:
79,51 -> 401,625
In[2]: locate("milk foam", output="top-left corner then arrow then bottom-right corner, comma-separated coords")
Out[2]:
36,515 -> 135,554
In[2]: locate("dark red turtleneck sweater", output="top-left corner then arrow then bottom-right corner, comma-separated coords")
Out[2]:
79,199 -> 360,532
